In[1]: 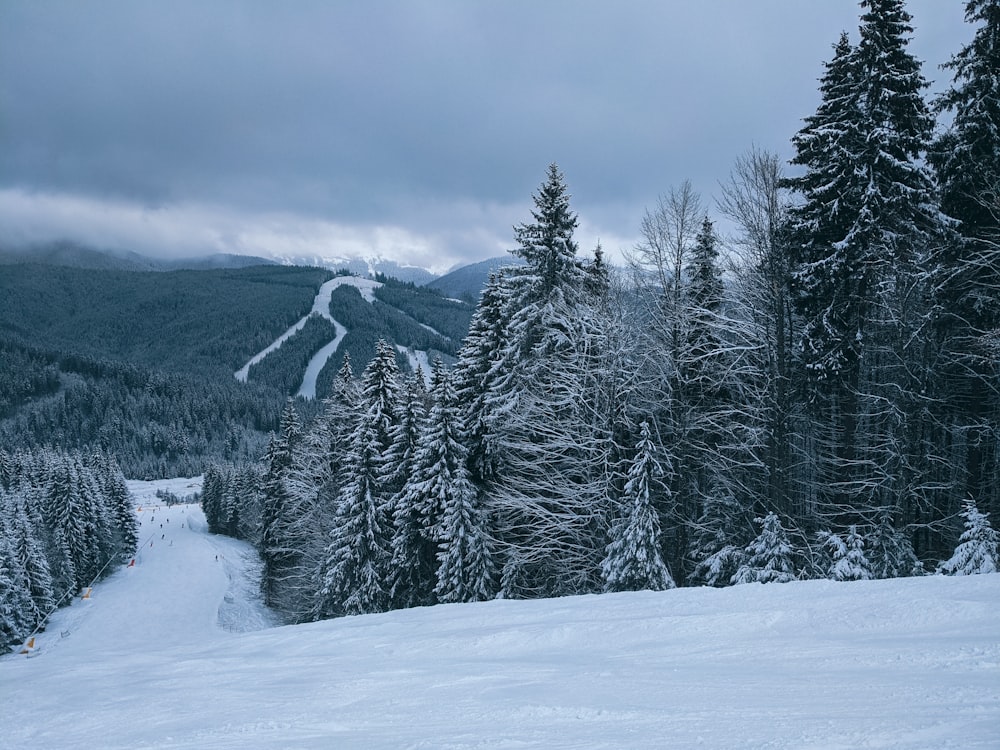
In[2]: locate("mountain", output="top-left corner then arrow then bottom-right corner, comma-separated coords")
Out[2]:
0,261 -> 472,476
270,253 -> 439,285
425,255 -> 524,301
6,487 -> 998,749
0,241 -> 277,271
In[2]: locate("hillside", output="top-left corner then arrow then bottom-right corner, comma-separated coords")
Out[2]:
3,484 -> 997,749
425,255 -> 524,302
0,262 -> 473,476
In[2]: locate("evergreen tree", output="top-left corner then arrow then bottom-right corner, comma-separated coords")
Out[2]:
866,514 -> 925,578
688,491 -> 751,587
259,401 -> 300,608
785,2 -> 944,532
929,0 -> 1000,524
314,345 -> 400,618
821,525 -> 874,581
0,533 -> 34,649
315,417 -> 393,617
601,421 -> 675,592
511,163 -> 586,301
1,487 -> 56,625
405,368 -> 496,603
388,368 -> 436,609
733,513 -> 798,584
937,499 -> 999,575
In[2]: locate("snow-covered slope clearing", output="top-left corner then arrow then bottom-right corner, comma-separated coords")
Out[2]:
3,484 -> 997,749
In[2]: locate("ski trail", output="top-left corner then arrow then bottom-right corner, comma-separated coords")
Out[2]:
296,319 -> 348,399
234,276 -> 381,384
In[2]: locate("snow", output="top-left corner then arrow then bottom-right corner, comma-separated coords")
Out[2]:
296,319 -> 347,400
3,480 -> 998,749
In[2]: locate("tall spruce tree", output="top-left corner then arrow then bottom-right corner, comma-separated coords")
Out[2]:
259,401 -> 300,609
786,1 -> 944,538
930,0 -> 1000,526
314,341 -> 400,618
601,421 -> 675,592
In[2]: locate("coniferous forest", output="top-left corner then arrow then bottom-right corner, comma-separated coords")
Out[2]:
199,0 -> 999,623
4,0 -> 999,638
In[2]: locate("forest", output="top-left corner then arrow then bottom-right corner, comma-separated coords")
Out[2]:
198,1 -> 999,623
0,448 -> 139,648
2,0 -> 997,636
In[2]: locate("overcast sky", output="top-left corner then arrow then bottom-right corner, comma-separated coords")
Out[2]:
0,1 -> 973,274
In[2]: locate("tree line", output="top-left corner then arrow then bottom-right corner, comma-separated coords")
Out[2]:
0,449 -> 139,649
206,0 -> 998,623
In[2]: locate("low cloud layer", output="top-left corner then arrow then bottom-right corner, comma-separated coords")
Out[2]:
0,1 -> 970,270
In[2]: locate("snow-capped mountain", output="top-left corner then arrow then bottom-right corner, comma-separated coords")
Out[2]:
268,253 -> 440,285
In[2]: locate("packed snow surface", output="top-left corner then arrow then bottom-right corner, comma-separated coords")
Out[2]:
3,482 -> 998,749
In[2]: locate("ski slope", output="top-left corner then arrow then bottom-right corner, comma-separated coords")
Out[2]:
3,481 -> 998,749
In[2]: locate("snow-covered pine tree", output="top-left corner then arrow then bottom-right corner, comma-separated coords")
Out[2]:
0,531 -> 34,649
821,525 -> 874,581
786,2 -> 945,534
733,513 -> 798,584
1,486 -> 56,626
388,367 -> 436,609
314,417 -> 393,617
453,271 -> 519,489
865,514 -> 924,578
95,456 -> 139,561
601,421 -> 675,592
259,401 -> 300,609
490,165 -> 617,598
688,490 -> 751,587
937,499 -> 998,575
929,0 -> 1000,527
313,343 -> 400,618
429,370 -> 496,603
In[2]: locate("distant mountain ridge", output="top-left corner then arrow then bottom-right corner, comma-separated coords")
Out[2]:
0,241 -> 277,271
426,256 -> 524,301
2,240 -> 519,301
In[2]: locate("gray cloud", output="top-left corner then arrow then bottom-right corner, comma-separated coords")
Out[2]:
0,1 -> 971,267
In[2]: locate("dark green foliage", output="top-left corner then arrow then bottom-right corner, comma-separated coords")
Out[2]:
0,448 -> 138,650
0,340 -> 60,418
0,263 -> 330,375
0,339 -> 278,478
246,315 -> 340,396
326,283 -> 455,364
373,276 -> 474,344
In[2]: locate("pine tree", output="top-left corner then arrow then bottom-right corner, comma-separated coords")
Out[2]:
937,499 -> 999,575
688,491 -> 751,587
419,369 -> 496,603
601,421 -> 675,592
453,271 -> 518,488
785,2 -> 945,532
314,345 -> 400,618
0,534 -> 34,649
315,417 -> 393,617
1,487 -> 56,625
259,401 -> 300,608
866,515 -> 924,578
821,525 -> 874,581
929,0 -> 1000,524
733,513 -> 798,584
388,368 -> 436,609
511,163 -> 586,302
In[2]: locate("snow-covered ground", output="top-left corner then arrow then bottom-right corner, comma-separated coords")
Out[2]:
3,483 -> 998,750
